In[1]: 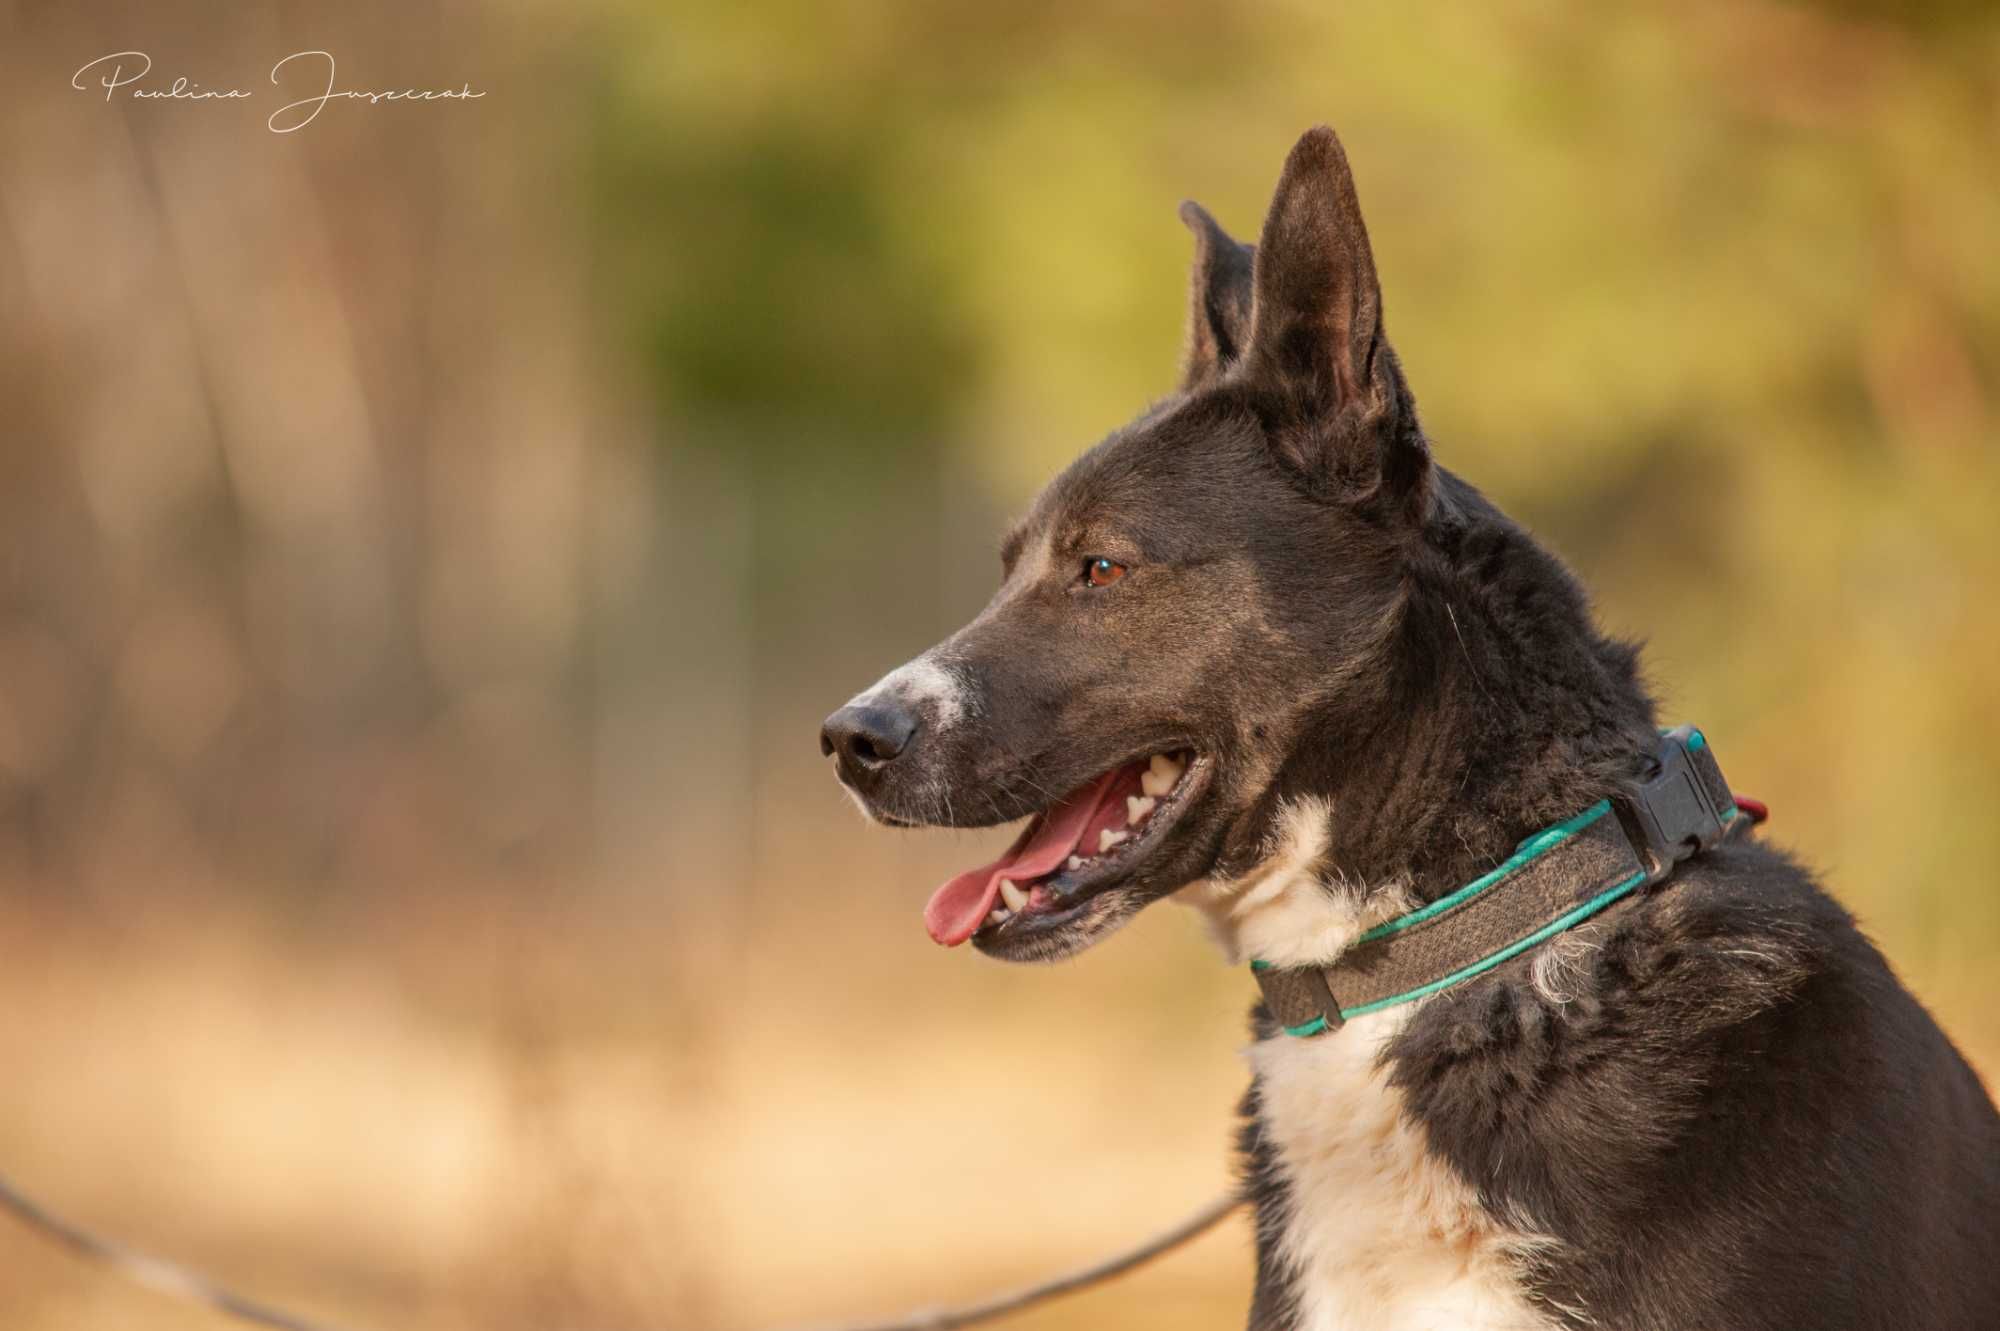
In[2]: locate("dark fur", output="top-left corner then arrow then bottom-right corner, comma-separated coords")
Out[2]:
826,127 -> 2000,1327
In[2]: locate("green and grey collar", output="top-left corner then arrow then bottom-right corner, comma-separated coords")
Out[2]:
1251,725 -> 1756,1038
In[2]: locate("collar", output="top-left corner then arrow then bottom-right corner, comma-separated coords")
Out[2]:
1251,724 -> 1763,1038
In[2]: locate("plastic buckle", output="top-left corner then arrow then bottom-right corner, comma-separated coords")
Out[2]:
1616,726 -> 1732,885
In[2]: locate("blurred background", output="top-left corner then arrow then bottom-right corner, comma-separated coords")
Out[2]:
1,0 -> 1996,1327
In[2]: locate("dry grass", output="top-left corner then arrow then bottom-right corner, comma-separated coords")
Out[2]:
0,864 -> 1989,1331
0,884 -> 1260,1331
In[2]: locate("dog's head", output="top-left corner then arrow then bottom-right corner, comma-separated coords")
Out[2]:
821,127 -> 1434,961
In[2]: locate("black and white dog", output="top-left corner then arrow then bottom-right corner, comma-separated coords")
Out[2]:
820,127 -> 2000,1330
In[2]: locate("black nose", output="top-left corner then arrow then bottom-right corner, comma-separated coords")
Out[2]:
820,702 -> 919,775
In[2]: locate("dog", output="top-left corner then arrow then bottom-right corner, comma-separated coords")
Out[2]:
819,126 -> 2000,1330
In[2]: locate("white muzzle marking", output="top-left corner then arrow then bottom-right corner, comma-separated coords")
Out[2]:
848,653 -> 971,733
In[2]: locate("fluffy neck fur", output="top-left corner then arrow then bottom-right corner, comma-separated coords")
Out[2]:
1183,468 -> 1658,967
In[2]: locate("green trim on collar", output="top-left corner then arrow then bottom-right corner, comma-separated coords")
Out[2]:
1252,799 -> 1627,1025
1336,869 -> 1646,1019
1250,724 -> 1750,1038
1353,799 -> 1612,946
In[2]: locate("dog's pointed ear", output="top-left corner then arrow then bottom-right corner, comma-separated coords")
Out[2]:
1243,127 -> 1429,521
1177,200 -> 1256,392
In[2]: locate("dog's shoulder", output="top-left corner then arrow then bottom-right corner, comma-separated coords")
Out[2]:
1384,842 -> 1844,1175
1572,838 -> 1844,1033
1382,842 -> 2000,1327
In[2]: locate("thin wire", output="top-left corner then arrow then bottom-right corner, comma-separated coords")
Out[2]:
0,1169 -> 367,1331
769,1191 -> 1244,1331
0,1161 -> 1240,1331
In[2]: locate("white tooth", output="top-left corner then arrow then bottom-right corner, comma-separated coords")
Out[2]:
1098,828 -> 1130,853
999,878 -> 1028,913
1126,795 -> 1156,823
987,907 -> 1011,925
1141,753 -> 1186,797
1067,856 -> 1084,871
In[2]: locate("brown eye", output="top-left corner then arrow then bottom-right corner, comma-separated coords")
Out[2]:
1084,557 -> 1127,587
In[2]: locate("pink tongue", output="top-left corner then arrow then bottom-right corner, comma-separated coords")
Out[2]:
923,770 -> 1122,946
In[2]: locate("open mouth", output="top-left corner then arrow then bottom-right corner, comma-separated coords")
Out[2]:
923,749 -> 1209,948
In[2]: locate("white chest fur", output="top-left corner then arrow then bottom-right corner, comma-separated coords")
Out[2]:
1249,1011 -> 1560,1331
1176,798 -> 1560,1331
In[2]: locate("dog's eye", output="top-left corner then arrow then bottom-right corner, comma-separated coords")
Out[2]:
1083,557 -> 1127,588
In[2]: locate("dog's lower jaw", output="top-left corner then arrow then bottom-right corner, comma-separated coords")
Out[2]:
971,884 -> 1147,963
1248,1004 -> 1564,1331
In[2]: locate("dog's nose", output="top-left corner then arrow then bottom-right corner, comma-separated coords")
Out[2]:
820,702 -> 919,774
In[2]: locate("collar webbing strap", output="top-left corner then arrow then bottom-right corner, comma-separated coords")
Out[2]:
1252,725 -> 1749,1038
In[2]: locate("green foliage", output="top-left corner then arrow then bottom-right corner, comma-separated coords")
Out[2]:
590,0 -> 2000,979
